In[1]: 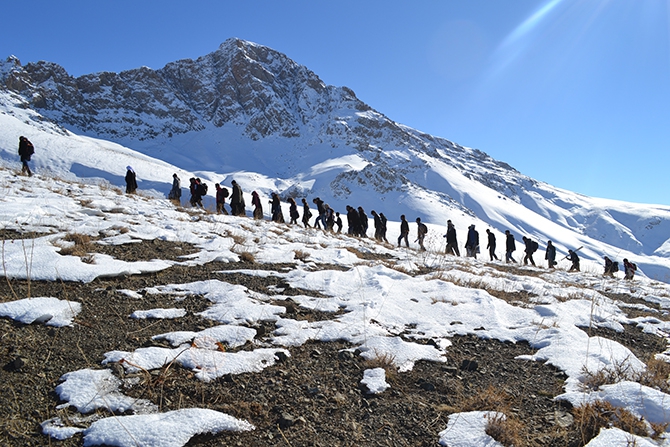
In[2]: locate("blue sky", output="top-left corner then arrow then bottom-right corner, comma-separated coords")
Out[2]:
2,0 -> 669,205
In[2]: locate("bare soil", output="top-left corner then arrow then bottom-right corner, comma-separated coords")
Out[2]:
0,239 -> 667,447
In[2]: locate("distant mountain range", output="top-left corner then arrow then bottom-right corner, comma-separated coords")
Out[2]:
2,37 -> 670,281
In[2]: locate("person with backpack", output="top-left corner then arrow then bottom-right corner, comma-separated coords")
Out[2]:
522,236 -> 538,266
215,183 -> 229,214
324,204 -> 335,230
398,215 -> 410,248
18,136 -> 35,176
416,217 -> 428,251
335,212 -> 343,233
312,197 -> 326,229
545,240 -> 557,269
168,173 -> 181,203
444,220 -> 460,256
623,258 -> 637,280
505,230 -> 517,263
486,229 -> 498,261
301,198 -> 312,227
371,211 -> 383,241
465,225 -> 479,258
567,249 -> 580,272
604,256 -> 619,277
346,205 -> 362,236
252,191 -> 263,219
125,166 -> 138,194
270,192 -> 283,222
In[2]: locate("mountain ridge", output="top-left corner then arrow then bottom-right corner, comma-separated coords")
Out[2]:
1,38 -> 670,281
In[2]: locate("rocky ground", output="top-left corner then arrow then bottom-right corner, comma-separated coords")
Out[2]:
0,238 -> 667,447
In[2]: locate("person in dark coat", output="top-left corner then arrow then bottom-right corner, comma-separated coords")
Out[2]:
416,217 -> 427,251
545,241 -> 557,269
313,197 -> 326,229
398,214 -> 409,247
270,192 -> 283,222
358,207 -> 369,237
125,166 -> 138,194
522,236 -> 537,266
623,258 -> 637,280
379,213 -> 389,243
301,198 -> 312,227
371,210 -> 383,241
486,229 -> 498,261
288,198 -> 300,225
335,212 -> 343,233
505,230 -> 517,263
168,173 -> 181,202
324,204 -> 335,230
346,205 -> 362,236
444,220 -> 460,256
215,184 -> 229,214
18,136 -> 34,176
567,249 -> 580,272
603,256 -> 619,277
252,191 -> 263,219
230,180 -> 245,216
465,225 -> 479,258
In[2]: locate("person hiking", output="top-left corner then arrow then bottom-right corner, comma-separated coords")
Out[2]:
545,240 -> 557,269
301,198 -> 312,228
522,236 -> 538,266
335,212 -> 343,233
168,173 -> 181,202
398,214 -> 410,248
189,178 -> 201,207
215,183 -> 229,214
379,213 -> 389,242
288,197 -> 299,225
358,207 -> 369,237
18,136 -> 34,176
252,191 -> 263,219
312,197 -> 326,229
270,192 -> 283,222
444,220 -> 460,256
346,205 -> 362,236
230,180 -> 245,216
371,210 -> 383,241
486,229 -> 498,261
623,258 -> 637,280
567,249 -> 580,272
125,166 -> 138,194
324,204 -> 335,230
604,256 -> 619,277
415,217 -> 428,251
465,225 -> 479,258
505,230 -> 517,263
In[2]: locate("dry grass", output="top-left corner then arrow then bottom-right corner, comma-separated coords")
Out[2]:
364,350 -> 398,383
58,233 -> 95,263
485,412 -> 526,447
574,400 -> 651,444
293,250 -> 310,262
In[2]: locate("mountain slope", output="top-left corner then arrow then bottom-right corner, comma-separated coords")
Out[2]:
1,38 -> 670,281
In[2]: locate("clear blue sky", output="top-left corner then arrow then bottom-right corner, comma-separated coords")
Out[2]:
3,0 -> 669,205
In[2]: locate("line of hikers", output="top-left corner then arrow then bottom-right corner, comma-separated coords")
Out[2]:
166,174 -> 638,280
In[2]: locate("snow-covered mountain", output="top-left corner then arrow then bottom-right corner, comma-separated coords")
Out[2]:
2,37 -> 670,281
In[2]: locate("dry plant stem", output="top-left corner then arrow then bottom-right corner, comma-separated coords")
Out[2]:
21,239 -> 34,298
2,239 -> 19,300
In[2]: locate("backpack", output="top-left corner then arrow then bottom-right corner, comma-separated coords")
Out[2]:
198,182 -> 208,196
420,223 -> 428,235
530,240 -> 539,253
612,261 -> 619,272
221,187 -> 229,198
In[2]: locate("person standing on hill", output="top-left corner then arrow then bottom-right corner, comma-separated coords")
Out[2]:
505,230 -> 517,263
313,197 -> 326,229
125,166 -> 138,194
465,225 -> 479,258
288,197 -> 300,225
168,173 -> 181,202
301,198 -> 312,227
215,183 -> 229,214
379,213 -> 389,242
230,180 -> 245,216
444,220 -> 460,256
398,215 -> 410,248
522,236 -> 538,266
18,136 -> 34,176
567,249 -> 580,272
252,191 -> 263,219
371,210 -> 383,241
486,229 -> 498,261
623,258 -> 637,280
415,217 -> 428,251
358,207 -> 369,237
545,241 -> 557,269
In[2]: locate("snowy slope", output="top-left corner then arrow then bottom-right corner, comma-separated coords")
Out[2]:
1,39 -> 670,281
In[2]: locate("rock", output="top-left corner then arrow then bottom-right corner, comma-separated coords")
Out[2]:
460,359 -> 478,372
4,356 -> 25,372
278,412 -> 296,429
